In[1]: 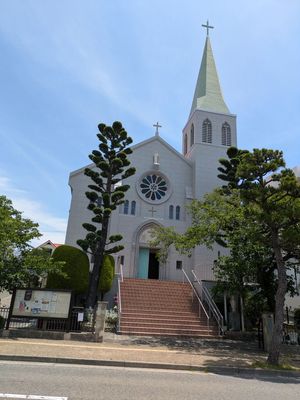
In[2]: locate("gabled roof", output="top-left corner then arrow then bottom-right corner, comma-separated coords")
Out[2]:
70,135 -> 192,178
190,36 -> 230,116
36,240 -> 62,250
131,135 -> 193,167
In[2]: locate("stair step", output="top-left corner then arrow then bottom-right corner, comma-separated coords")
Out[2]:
120,322 -> 213,330
119,278 -> 216,338
118,327 -> 217,336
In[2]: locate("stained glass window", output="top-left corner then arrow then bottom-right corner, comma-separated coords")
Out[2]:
139,174 -> 168,201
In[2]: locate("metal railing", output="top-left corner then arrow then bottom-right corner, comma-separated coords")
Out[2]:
117,263 -> 123,332
182,268 -> 210,328
0,306 -> 85,332
191,269 -> 224,335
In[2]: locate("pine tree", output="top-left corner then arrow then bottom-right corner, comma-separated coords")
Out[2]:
77,121 -> 135,308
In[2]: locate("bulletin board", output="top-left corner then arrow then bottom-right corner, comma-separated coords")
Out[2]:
11,289 -> 72,319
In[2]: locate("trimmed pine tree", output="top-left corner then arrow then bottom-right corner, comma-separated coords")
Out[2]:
77,121 -> 135,308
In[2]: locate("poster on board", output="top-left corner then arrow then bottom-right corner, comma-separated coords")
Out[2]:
11,289 -> 72,319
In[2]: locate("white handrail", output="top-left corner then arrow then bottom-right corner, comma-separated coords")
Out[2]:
119,263 -> 124,282
191,269 -> 224,334
182,268 -> 210,322
117,263 -> 123,332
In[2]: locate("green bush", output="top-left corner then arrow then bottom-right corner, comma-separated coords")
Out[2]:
99,255 -> 115,299
46,245 -> 90,294
0,315 -> 5,329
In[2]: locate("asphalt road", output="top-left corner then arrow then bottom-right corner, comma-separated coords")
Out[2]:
0,361 -> 299,400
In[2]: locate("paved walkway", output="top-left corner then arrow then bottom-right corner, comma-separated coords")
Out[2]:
1,332 -> 300,374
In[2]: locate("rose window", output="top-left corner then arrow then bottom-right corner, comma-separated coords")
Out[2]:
139,174 -> 168,201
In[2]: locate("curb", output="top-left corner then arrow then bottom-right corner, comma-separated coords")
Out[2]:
0,355 -> 299,378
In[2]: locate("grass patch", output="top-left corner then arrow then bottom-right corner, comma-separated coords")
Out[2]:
252,360 -> 298,371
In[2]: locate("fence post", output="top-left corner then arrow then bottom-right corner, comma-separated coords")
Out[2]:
5,288 -> 16,330
94,301 -> 108,342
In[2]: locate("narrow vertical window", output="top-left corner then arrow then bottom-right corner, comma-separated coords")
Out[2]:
222,122 -> 231,146
190,124 -> 194,146
184,134 -> 188,155
202,119 -> 212,143
131,200 -> 136,215
124,200 -> 129,215
176,206 -> 180,220
169,205 -> 174,219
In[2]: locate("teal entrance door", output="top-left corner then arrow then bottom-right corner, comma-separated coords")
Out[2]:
138,248 -> 149,279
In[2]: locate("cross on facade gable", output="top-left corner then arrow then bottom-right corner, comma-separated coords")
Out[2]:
202,20 -> 214,36
153,122 -> 162,136
148,206 -> 157,217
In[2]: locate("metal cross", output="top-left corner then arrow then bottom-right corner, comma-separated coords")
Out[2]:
148,207 -> 157,217
202,20 -> 214,36
153,122 -> 162,136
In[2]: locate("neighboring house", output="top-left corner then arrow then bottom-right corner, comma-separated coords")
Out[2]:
65,30 -> 237,285
36,240 -> 62,255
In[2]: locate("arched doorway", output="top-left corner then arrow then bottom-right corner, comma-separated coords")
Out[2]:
137,224 -> 160,279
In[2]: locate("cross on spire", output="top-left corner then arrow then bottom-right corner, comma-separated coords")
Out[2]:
202,20 -> 214,36
153,122 -> 162,136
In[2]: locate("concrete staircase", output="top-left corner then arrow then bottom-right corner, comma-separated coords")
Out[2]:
119,278 -> 218,337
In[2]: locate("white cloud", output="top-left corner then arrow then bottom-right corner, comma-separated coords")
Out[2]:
0,174 -> 67,245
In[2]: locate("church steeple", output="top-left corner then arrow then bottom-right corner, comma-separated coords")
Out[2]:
190,27 -> 230,116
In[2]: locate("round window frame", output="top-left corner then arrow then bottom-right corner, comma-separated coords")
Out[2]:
136,171 -> 172,204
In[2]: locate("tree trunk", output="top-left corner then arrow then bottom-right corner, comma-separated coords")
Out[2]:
86,215 -> 109,309
267,231 -> 287,365
240,295 -> 245,332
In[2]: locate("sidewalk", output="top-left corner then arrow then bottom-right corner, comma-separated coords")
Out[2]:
0,333 -> 300,377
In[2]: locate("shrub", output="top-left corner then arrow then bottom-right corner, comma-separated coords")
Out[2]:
99,255 -> 115,300
46,245 -> 90,294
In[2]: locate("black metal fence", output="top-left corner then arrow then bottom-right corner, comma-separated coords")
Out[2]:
0,306 -> 87,332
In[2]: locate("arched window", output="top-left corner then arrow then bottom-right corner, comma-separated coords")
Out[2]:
176,206 -> 180,220
222,122 -> 231,146
96,197 -> 102,207
190,124 -> 194,146
124,200 -> 129,215
184,134 -> 188,155
169,205 -> 174,219
202,119 -> 212,143
131,201 -> 136,215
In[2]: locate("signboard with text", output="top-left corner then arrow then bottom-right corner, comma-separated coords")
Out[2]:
11,289 -> 72,319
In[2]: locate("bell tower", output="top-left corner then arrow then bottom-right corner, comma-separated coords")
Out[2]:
182,22 -> 237,198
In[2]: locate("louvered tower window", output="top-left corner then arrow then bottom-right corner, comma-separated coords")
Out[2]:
190,124 -> 194,146
184,134 -> 188,155
222,122 -> 231,146
202,119 -> 212,143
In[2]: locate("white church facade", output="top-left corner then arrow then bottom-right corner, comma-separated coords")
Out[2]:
65,29 -> 237,284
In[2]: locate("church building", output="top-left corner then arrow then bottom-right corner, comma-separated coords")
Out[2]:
65,25 -> 237,285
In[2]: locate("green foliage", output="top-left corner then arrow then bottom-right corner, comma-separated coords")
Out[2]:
0,315 -> 5,329
0,195 -> 64,292
46,245 -> 90,294
152,147 -> 300,364
99,255 -> 115,298
77,121 -> 135,307
219,148 -> 300,365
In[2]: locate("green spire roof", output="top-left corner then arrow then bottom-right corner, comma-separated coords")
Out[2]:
190,36 -> 230,116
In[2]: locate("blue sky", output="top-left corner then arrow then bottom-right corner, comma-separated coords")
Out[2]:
0,0 -> 300,244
